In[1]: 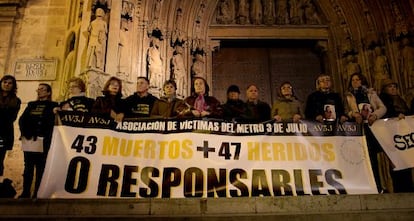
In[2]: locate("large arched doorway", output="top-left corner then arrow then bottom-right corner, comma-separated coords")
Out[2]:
212,39 -> 323,105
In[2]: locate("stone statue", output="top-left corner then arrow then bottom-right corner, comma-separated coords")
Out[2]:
289,0 -> 303,24
63,34 -> 76,80
192,22 -> 205,52
237,0 -> 249,24
152,0 -> 162,27
303,0 -> 321,24
373,46 -> 390,92
400,37 -> 414,90
171,45 -> 187,97
250,0 -> 262,25
216,0 -> 235,24
63,50 -> 76,80
85,8 -> 107,71
121,0 -> 133,17
191,53 -> 206,80
118,18 -> 131,75
93,0 -> 111,11
344,54 -> 361,86
276,0 -> 288,25
171,8 -> 186,46
262,0 -> 275,25
147,36 -> 163,89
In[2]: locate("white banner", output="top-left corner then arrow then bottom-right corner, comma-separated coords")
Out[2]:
370,115 -> 414,170
38,121 -> 378,198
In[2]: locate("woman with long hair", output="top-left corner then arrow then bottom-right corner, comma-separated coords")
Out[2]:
0,75 -> 21,178
345,73 -> 387,193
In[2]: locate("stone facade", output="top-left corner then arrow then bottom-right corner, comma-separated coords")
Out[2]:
1,0 -> 414,99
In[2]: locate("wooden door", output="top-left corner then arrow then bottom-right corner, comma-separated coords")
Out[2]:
212,39 -> 322,106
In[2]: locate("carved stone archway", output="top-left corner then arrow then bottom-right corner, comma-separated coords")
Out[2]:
56,0 -> 414,101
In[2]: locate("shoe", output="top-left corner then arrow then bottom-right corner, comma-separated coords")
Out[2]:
18,192 -> 31,199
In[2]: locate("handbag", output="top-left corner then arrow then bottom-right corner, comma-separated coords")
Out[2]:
21,137 -> 43,152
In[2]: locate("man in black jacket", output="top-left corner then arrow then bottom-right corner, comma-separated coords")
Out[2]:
305,74 -> 348,123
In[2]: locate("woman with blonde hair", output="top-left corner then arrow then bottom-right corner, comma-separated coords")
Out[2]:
56,77 -> 95,112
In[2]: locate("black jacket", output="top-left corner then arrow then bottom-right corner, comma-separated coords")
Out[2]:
19,100 -> 58,153
124,93 -> 158,118
305,90 -> 346,121
0,95 -> 21,150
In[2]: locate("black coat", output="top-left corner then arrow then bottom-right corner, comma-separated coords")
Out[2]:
0,95 -> 21,150
19,100 -> 58,153
305,90 -> 346,121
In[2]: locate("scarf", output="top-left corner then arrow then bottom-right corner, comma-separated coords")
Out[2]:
352,86 -> 369,104
194,94 -> 206,112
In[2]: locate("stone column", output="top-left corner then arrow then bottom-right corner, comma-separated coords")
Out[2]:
105,0 -> 121,75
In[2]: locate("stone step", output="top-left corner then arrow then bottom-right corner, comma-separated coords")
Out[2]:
1,193 -> 414,220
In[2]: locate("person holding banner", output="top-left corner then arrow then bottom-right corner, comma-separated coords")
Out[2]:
18,83 -> 58,198
0,75 -> 21,179
271,81 -> 304,122
91,76 -> 125,122
183,77 -> 222,118
305,74 -> 347,123
379,79 -> 414,192
380,79 -> 410,119
222,85 -> 247,122
345,73 -> 387,193
124,76 -> 158,119
151,80 -> 187,118
55,77 -> 95,112
345,73 -> 386,125
244,84 -> 271,123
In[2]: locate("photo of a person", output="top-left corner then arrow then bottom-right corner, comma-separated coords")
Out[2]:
323,104 -> 336,120
359,103 -> 372,120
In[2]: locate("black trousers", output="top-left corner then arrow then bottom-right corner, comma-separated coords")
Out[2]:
364,124 -> 383,192
21,151 -> 46,198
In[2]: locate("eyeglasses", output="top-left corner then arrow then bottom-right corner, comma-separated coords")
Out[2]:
281,86 -> 292,89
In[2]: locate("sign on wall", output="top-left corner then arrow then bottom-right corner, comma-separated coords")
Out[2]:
14,58 -> 57,80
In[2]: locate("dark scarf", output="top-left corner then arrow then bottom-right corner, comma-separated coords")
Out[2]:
352,86 -> 369,104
